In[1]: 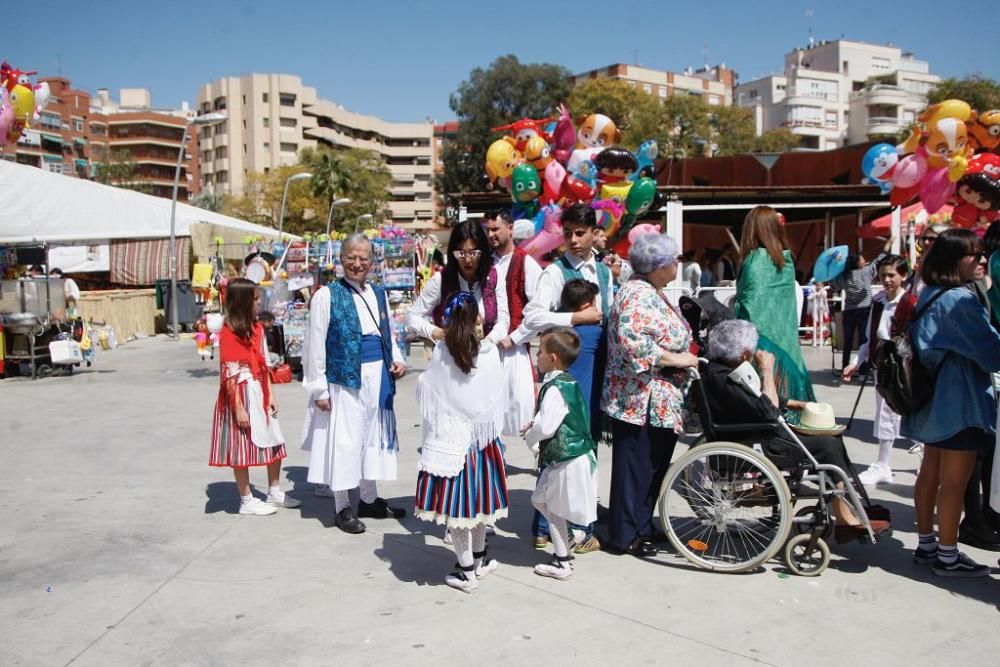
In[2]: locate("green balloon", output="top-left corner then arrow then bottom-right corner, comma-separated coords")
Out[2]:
510,163 -> 541,203
625,177 -> 657,216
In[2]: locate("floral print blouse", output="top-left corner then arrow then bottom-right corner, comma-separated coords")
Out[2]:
601,277 -> 692,431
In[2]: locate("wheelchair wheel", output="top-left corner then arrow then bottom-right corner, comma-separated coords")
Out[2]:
792,505 -> 834,542
658,441 -> 792,573
783,533 -> 830,576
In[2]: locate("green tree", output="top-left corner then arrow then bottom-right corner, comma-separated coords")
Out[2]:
191,191 -> 224,212
567,78 -> 665,150
92,147 -> 151,194
436,55 -> 572,200
928,75 -> 1000,112
711,105 -> 756,156
302,146 -> 393,229
661,94 -> 712,159
222,166 -> 320,235
753,127 -> 801,153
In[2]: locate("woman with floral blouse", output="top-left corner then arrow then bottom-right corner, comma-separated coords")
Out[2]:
601,233 -> 697,557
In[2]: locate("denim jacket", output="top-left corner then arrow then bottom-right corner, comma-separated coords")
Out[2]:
901,285 -> 1000,444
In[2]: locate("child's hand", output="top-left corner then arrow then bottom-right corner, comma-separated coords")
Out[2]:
519,421 -> 533,437
235,408 -> 250,428
530,443 -> 540,456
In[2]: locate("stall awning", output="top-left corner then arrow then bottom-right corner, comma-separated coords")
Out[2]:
73,137 -> 86,145
74,158 -> 88,167
42,154 -> 64,163
40,133 -> 63,145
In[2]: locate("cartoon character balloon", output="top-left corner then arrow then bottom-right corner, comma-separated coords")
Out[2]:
510,163 -> 541,219
968,110 -> 1000,153
522,135 -> 553,171
491,118 -> 551,152
519,204 -> 564,262
0,88 -> 13,146
485,139 -> 523,190
631,140 -> 658,181
9,84 -> 36,124
952,153 -> 1000,227
861,143 -> 898,194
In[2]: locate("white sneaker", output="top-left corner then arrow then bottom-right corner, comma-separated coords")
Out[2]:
239,497 -> 277,516
858,463 -> 893,486
475,557 -> 500,579
445,569 -> 479,593
534,559 -> 574,580
443,529 -> 453,545
314,484 -> 336,498
266,489 -> 302,508
908,443 -> 924,461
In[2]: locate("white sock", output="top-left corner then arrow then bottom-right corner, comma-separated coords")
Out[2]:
546,514 -> 572,558
240,493 -> 254,504
333,490 -> 351,513
268,485 -> 281,497
876,440 -> 893,468
937,544 -> 958,563
451,527 -> 474,568
359,479 -> 378,504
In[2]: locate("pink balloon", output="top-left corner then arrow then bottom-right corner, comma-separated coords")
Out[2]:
892,153 -> 926,189
627,223 -> 660,244
518,205 -> 563,261
0,88 -> 13,146
919,167 -> 956,214
541,161 -> 566,204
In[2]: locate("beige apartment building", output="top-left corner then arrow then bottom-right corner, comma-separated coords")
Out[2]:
570,63 -> 736,106
196,73 -> 436,227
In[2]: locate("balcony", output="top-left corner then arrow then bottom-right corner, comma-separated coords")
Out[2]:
867,116 -> 903,135
852,84 -> 907,107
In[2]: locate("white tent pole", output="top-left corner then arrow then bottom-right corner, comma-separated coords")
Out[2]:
890,206 -> 902,254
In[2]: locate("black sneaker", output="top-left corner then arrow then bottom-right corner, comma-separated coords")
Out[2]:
357,497 -> 406,520
932,552 -> 990,578
913,547 -> 937,565
958,520 -> 1000,551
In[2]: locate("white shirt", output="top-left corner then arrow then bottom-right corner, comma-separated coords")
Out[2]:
854,289 -> 903,367
492,249 -> 543,345
523,371 -> 570,451
302,280 -> 404,401
682,263 -> 701,293
406,271 -> 510,346
523,250 -> 608,332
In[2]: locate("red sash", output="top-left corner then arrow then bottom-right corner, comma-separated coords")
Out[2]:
506,247 -> 528,333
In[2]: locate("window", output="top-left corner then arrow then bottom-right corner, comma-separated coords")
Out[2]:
243,144 -> 247,155
200,102 -> 211,113
643,83 -> 652,94
708,95 -> 720,106
73,118 -> 84,132
242,120 -> 246,129
659,85 -> 667,98
279,93 -> 296,107
824,111 -> 837,128
263,142 -> 270,151
200,126 -> 212,140
214,146 -> 227,159
262,118 -> 270,128
214,123 -> 227,136
776,84 -> 786,91
242,95 -> 246,105
872,56 -> 891,71
45,161 -> 64,174
90,122 -> 107,136
279,117 -> 297,128
216,170 -> 228,184
263,93 -> 269,103
39,112 -> 61,129
213,96 -> 227,111
748,89 -> 759,99
280,142 -> 297,153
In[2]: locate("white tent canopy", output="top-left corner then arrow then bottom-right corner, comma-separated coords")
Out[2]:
0,161 -> 292,248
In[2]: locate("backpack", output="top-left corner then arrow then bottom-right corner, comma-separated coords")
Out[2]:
873,287 -> 952,416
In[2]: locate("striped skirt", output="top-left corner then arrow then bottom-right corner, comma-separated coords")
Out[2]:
209,384 -> 287,468
414,439 -> 509,529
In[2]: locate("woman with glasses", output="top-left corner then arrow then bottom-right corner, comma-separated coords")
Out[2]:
904,228 -> 1000,577
407,220 -> 509,350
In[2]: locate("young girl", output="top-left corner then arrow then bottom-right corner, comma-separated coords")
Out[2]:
209,278 -> 300,515
843,255 -> 916,485
414,292 -> 509,593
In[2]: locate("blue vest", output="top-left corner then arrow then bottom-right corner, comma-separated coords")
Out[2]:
325,279 -> 393,390
557,255 -> 613,319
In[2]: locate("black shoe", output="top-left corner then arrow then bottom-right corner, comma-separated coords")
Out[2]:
357,497 -> 405,520
958,520 -> 1000,551
628,540 -> 658,558
335,507 -> 366,534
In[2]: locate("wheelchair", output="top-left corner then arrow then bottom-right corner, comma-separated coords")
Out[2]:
656,360 -> 877,576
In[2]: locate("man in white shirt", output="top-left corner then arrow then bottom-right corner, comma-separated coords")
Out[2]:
301,234 -> 407,534
483,209 -> 543,436
49,268 -> 80,313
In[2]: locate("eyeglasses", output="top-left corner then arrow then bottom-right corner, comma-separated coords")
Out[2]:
342,255 -> 371,266
452,250 -> 482,260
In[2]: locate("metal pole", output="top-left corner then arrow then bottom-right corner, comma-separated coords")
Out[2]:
326,200 -> 336,237
278,177 -> 292,241
168,125 -> 189,340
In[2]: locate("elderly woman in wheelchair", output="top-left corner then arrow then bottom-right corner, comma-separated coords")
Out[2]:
656,319 -> 890,576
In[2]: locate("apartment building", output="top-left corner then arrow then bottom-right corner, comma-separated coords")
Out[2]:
735,39 -> 939,150
197,73 -> 437,227
570,63 -> 736,106
2,79 -> 199,200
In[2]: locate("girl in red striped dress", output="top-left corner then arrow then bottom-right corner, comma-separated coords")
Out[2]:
209,278 -> 300,516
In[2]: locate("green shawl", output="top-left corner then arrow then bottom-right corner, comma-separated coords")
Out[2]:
733,248 -> 816,420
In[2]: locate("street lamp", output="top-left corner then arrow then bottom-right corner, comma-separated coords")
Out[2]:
354,213 -> 373,233
325,197 -> 352,236
169,111 -> 226,339
277,172 -> 313,240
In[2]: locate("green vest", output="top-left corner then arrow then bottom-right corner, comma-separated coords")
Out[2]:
537,372 -> 597,469
557,254 -> 612,319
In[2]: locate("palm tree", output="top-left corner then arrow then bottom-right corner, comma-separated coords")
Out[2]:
311,150 -> 353,208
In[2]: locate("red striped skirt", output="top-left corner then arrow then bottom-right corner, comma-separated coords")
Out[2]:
208,385 -> 287,468
414,439 -> 509,528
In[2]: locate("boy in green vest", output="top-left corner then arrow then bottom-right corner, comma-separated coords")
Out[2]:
522,327 -> 599,580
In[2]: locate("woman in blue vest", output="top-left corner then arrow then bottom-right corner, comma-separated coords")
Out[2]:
302,234 -> 407,534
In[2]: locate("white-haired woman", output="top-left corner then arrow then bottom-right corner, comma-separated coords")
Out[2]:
702,319 -> 890,542
602,233 -> 697,556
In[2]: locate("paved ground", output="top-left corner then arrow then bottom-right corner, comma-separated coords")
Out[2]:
1,336 -> 998,666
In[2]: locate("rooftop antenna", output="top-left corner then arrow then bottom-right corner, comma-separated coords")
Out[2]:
805,9 -> 814,47
702,45 -> 709,68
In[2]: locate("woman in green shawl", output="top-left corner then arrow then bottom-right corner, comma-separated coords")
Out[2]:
733,206 -> 815,421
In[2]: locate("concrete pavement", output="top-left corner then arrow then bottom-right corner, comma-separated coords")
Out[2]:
1,337 -> 998,666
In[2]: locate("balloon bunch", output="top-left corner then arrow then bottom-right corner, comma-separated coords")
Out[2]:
485,105 -> 661,261
861,99 -> 1000,227
0,60 -> 50,146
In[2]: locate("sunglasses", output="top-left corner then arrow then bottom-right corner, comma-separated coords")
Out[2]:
965,251 -> 987,261
452,250 -> 482,260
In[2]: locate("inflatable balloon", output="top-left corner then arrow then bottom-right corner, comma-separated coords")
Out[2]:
861,143 -> 898,194
519,205 -> 564,261
541,160 -> 566,205
523,135 -> 553,171
0,88 -> 13,146
510,163 -> 541,219
899,99 -> 973,155
628,223 -> 660,244
485,139 -> 523,189
9,83 -> 35,123
892,153 -> 926,189
491,118 -> 551,152
573,160 -> 598,188
566,146 -> 603,174
592,199 -> 626,238
599,181 -> 633,206
559,171 -> 595,205
625,177 -> 658,217
952,153 -> 1000,227
33,81 -> 50,113
550,104 -> 576,165
631,140 -> 658,181
575,113 -> 620,149
968,110 -> 1000,153
919,167 -> 955,214
593,147 -> 638,183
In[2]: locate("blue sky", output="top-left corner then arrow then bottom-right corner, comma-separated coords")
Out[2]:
8,0 -> 999,122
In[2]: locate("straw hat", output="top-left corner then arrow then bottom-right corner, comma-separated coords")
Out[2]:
790,402 -> 845,436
